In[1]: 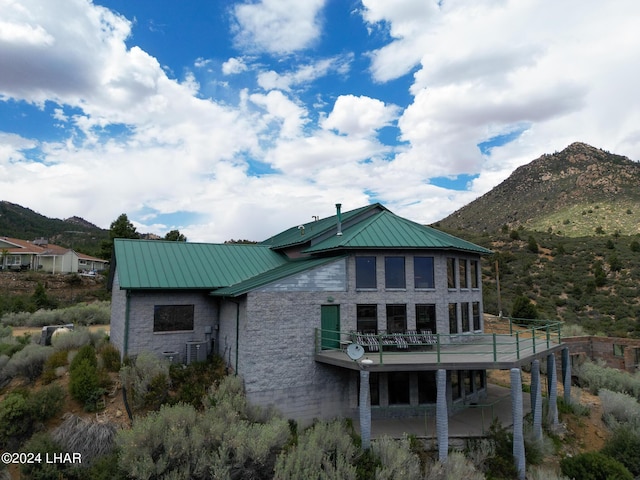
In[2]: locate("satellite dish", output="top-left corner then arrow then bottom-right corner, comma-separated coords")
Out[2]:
347,343 -> 364,360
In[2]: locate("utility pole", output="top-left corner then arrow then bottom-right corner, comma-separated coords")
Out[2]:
496,260 -> 502,318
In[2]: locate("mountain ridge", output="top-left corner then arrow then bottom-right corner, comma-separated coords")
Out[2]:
438,142 -> 640,236
0,201 -> 108,256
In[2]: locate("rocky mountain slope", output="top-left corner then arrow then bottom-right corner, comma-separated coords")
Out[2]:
438,142 -> 640,236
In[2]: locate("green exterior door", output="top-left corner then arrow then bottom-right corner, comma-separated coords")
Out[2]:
321,305 -> 340,350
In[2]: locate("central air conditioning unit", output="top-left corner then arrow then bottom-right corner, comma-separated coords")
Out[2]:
185,340 -> 208,364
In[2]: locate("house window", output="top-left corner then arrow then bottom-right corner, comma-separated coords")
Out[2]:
474,370 -> 485,391
9,255 -> 21,265
635,348 -> 640,366
459,260 -> 468,289
451,371 -> 462,400
464,370 -> 473,394
447,258 -> 456,288
472,302 -> 481,331
613,344 -> 625,357
449,303 -> 458,334
153,305 -> 194,332
356,256 -> 376,289
418,371 -> 437,404
414,257 -> 435,289
357,305 -> 378,333
386,304 -> 407,333
385,257 -> 406,289
388,372 -> 410,405
416,304 -> 436,333
461,302 -> 470,332
79,259 -> 88,266
471,260 -> 479,289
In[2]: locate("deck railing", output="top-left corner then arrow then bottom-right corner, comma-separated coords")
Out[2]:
315,317 -> 563,365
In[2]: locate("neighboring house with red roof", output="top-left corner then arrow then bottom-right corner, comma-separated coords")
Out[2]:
0,236 -> 107,274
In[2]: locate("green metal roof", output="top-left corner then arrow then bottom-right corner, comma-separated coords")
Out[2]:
113,239 -> 288,289
260,203 -> 385,249
303,210 -> 492,254
211,255 -> 346,297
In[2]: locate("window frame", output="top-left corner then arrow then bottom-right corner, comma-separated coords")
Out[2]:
355,256 -> 377,289
459,259 -> 468,289
386,304 -> 407,333
447,257 -> 457,289
416,304 -> 437,334
461,302 -> 470,332
356,304 -> 378,333
384,256 -> 406,289
472,302 -> 481,331
471,260 -> 480,289
153,304 -> 195,333
413,256 -> 435,289
449,303 -> 459,334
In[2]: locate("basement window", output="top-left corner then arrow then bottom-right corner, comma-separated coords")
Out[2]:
154,305 -> 195,332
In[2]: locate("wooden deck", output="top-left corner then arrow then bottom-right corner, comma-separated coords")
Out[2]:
315,334 -> 564,371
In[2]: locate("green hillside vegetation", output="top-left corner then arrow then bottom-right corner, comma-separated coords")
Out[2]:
450,227 -> 640,337
528,201 -> 640,237
0,201 -> 108,257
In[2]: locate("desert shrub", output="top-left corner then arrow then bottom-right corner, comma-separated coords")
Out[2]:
66,451 -> 127,480
70,344 -> 97,371
19,432 -> 66,480
51,328 -> 91,351
118,377 -> 290,480
119,350 -> 170,410
0,301 -> 111,328
27,384 -> 66,423
98,343 -> 121,372
0,392 -> 32,449
601,426 -> 640,476
479,419 -> 518,479
69,359 -> 103,411
3,343 -> 53,382
0,310 -> 31,327
527,465 -> 569,480
561,322 -> 587,337
370,435 -> 422,480
53,413 -> 118,465
599,389 -> 640,428
466,438 -> 495,470
169,355 -> 226,407
560,451 -> 632,480
41,349 -> 69,384
574,361 -> 640,397
0,335 -> 25,358
424,451 -> 484,480
274,420 -> 358,480
58,301 -> 111,326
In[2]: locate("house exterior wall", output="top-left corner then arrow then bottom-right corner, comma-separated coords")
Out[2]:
110,267 -> 219,361
110,270 -> 126,357
224,253 -> 485,422
38,252 -> 77,273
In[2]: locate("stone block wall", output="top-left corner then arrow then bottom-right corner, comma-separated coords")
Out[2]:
562,336 -> 640,373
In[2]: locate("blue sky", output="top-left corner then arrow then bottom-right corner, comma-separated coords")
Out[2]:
1,0 -> 640,242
